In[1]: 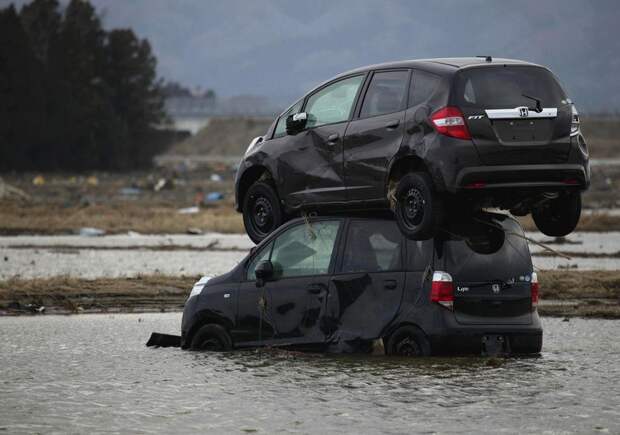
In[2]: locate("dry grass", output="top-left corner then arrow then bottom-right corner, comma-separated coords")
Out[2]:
0,201 -> 244,235
1,271 -> 619,317
0,275 -> 197,313
538,270 -> 620,299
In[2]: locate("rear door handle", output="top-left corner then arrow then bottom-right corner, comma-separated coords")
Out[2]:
384,279 -> 398,290
385,119 -> 400,130
326,133 -> 340,145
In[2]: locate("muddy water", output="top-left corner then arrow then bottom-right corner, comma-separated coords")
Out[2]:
1,315 -> 618,434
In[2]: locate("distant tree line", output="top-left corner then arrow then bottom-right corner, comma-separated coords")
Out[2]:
0,0 -> 169,171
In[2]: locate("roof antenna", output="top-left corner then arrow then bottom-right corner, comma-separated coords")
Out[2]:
476,55 -> 492,62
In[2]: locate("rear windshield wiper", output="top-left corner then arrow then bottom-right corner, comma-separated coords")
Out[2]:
522,93 -> 543,113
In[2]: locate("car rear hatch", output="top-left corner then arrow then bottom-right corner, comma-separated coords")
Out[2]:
452,65 -> 572,165
442,214 -> 533,325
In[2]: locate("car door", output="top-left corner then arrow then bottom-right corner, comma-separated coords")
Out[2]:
343,70 -> 411,202
275,75 -> 366,207
236,219 -> 342,347
325,219 -> 406,345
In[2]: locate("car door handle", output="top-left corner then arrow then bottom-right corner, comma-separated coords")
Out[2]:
326,133 -> 340,145
385,119 -> 400,130
307,283 -> 327,294
384,279 -> 398,290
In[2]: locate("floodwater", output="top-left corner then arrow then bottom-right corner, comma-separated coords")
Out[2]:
1,315 -> 618,434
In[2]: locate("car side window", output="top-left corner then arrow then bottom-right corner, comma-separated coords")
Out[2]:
270,221 -> 340,278
409,70 -> 441,107
359,70 -> 410,118
341,221 -> 403,273
273,100 -> 303,138
305,75 -> 364,129
246,241 -> 273,280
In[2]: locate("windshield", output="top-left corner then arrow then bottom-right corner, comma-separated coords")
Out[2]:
453,66 -> 568,110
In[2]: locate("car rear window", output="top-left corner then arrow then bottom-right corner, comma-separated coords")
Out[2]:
441,215 -> 532,282
453,66 -> 568,110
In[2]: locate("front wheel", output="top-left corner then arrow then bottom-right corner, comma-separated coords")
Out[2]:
242,181 -> 284,244
532,193 -> 581,237
385,325 -> 431,357
190,324 -> 233,351
393,172 -> 443,240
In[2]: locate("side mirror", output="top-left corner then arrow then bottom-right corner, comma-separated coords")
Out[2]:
286,112 -> 307,135
255,260 -> 274,287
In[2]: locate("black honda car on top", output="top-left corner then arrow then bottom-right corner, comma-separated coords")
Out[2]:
181,212 -> 542,356
234,57 -> 590,243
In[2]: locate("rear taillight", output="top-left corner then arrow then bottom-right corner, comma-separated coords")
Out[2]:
531,272 -> 539,309
430,106 -> 471,140
570,105 -> 580,136
431,271 -> 454,310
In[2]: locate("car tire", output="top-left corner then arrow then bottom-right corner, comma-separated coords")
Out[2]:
532,193 -> 581,237
242,181 -> 284,244
190,324 -> 233,351
394,172 -> 443,240
385,325 -> 431,357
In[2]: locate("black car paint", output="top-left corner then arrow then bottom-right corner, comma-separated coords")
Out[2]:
234,57 -> 589,215
181,215 -> 542,355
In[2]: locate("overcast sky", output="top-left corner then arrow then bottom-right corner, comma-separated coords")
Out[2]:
3,0 -> 619,111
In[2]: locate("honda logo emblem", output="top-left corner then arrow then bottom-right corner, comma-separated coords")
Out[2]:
492,284 -> 501,294
518,106 -> 529,118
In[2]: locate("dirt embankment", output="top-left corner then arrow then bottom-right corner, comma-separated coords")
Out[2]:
1,271 -> 619,318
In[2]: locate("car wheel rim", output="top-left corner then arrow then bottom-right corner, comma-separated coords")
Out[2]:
395,336 -> 421,356
403,188 -> 425,227
251,196 -> 274,236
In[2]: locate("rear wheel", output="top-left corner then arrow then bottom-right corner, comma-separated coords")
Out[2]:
386,325 -> 431,357
242,181 -> 283,244
532,193 -> 581,237
190,324 -> 233,351
394,172 -> 444,240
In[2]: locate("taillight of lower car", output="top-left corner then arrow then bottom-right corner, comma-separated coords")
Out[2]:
431,271 -> 454,310
430,106 -> 471,140
531,272 -> 539,310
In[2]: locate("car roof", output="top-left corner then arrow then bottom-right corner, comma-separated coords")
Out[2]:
321,57 -> 544,85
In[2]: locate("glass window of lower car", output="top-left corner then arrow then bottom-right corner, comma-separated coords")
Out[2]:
273,100 -> 303,138
245,220 -> 341,281
340,220 -> 404,273
359,70 -> 410,119
303,75 -> 365,129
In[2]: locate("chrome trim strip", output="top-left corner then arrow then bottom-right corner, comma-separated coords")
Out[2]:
485,107 -> 557,119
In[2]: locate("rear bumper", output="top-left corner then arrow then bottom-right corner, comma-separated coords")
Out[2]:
455,163 -> 590,191
429,329 -> 543,355
424,309 -> 543,355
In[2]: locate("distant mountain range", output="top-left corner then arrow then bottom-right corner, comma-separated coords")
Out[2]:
3,0 -> 619,112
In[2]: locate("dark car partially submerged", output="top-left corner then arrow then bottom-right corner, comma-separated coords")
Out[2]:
179,213 -> 542,356
235,57 -> 589,243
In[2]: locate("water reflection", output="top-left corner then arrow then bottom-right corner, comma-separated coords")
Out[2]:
0,314 -> 618,434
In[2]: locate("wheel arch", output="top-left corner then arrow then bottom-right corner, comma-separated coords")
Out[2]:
184,310 -> 234,349
386,155 -> 430,204
237,165 -> 275,212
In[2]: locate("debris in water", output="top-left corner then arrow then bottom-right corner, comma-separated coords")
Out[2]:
186,227 -> 203,235
78,227 -> 106,237
146,332 -> 181,347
